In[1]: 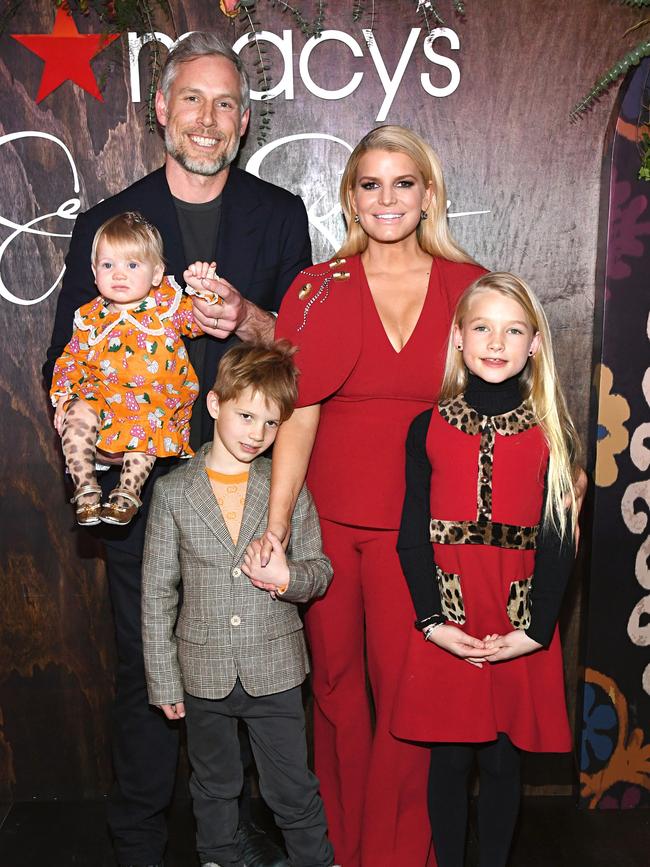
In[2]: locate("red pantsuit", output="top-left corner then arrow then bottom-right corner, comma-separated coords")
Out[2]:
276,255 -> 486,866
307,522 -> 434,867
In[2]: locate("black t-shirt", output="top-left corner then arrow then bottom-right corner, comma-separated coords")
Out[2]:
173,194 -> 222,265
172,194 -> 222,449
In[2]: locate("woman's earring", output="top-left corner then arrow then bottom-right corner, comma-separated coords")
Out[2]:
528,350 -> 534,356
420,210 -> 428,221
457,344 -> 463,351
353,214 -> 360,223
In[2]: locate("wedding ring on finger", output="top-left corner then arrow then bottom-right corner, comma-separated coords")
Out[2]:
213,317 -> 219,330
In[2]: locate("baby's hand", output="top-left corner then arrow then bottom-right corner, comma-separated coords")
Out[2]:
53,399 -> 68,436
242,532 -> 290,595
481,630 -> 542,662
183,260 -> 223,305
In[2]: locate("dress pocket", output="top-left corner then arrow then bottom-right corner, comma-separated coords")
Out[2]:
506,577 -> 532,629
435,566 -> 466,625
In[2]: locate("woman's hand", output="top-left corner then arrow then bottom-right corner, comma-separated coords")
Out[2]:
427,624 -> 496,669
261,404 -> 321,566
481,630 -> 542,662
242,532 -> 290,595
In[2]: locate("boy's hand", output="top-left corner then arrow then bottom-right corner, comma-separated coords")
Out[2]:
427,624 -> 498,669
158,702 -> 185,720
242,532 -> 290,594
481,630 -> 542,662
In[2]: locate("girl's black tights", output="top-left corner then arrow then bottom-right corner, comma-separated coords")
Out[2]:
427,733 -> 521,867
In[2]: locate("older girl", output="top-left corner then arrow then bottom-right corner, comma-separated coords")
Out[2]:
393,272 -> 579,867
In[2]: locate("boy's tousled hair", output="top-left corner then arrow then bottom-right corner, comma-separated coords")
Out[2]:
440,271 -> 581,539
337,125 -> 476,265
91,211 -> 165,270
213,340 -> 299,423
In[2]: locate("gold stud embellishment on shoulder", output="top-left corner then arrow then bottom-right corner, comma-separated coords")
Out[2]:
328,257 -> 347,268
332,271 -> 350,281
298,282 -> 313,300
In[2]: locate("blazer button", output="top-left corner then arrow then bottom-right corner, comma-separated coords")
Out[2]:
230,615 -> 241,627
232,567 -> 242,578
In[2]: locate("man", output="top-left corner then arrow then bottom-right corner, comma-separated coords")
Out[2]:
43,32 -> 311,867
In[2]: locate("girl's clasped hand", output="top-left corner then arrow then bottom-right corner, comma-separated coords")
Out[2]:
427,625 -> 542,668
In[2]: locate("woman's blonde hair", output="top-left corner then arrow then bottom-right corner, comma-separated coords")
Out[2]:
440,272 -> 580,538
337,125 -> 475,263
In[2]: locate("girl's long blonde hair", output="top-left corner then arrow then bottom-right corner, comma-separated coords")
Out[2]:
337,125 -> 476,264
439,272 -> 580,539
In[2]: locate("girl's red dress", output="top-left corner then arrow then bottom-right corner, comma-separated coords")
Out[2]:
391,399 -> 572,753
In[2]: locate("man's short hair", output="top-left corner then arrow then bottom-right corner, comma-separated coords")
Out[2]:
160,31 -> 251,115
213,340 -> 299,423
91,211 -> 165,269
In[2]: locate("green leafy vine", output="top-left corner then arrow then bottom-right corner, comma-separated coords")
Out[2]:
572,1 -> 650,179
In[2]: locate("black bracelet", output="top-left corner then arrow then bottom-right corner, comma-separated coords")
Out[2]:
414,612 -> 446,631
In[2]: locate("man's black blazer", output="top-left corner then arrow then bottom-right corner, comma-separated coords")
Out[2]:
43,164 -> 311,552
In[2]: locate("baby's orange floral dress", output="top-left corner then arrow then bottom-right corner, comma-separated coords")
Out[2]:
50,277 -> 201,457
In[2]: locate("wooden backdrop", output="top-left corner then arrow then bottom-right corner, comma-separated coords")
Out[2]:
0,0 -> 639,799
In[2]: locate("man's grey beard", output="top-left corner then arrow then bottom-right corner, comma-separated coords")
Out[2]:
165,129 -> 240,177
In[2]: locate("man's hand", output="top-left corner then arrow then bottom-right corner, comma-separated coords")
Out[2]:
427,624 -> 497,669
185,266 -> 275,343
242,532 -> 290,595
158,702 -> 186,720
481,630 -> 542,662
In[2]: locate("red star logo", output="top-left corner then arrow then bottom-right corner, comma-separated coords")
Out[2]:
12,8 -> 120,103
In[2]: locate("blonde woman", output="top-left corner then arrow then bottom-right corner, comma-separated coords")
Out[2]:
262,126 -> 486,866
393,272 -> 580,867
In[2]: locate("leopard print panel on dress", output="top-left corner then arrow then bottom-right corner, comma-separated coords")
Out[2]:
432,396 -> 539,629
432,395 -> 540,551
435,566 -> 466,624
430,518 -> 539,549
435,567 -> 534,630
507,577 -> 533,630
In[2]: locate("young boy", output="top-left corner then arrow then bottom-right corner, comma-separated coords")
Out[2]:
142,340 -> 334,867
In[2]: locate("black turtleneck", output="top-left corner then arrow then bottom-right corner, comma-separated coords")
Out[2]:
397,374 -> 574,648
464,371 -> 522,416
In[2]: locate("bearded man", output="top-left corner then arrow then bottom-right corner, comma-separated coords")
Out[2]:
44,32 -> 311,867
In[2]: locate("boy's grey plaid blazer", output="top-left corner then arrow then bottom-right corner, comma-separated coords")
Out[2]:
142,444 -> 332,705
